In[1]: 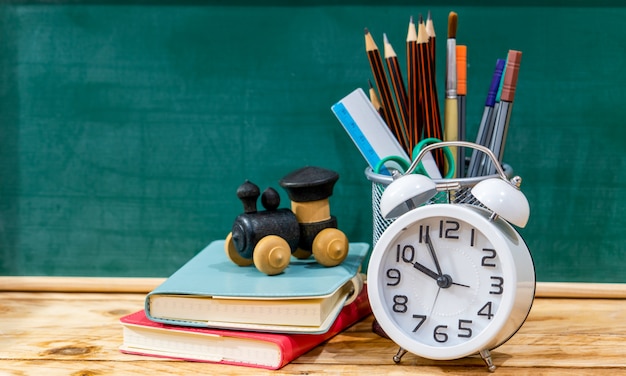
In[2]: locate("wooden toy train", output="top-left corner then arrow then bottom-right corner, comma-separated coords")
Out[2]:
225,166 -> 349,275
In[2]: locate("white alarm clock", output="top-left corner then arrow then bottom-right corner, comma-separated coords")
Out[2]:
367,142 -> 535,372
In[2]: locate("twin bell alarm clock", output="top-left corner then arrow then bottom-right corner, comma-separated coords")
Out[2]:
366,141 -> 535,372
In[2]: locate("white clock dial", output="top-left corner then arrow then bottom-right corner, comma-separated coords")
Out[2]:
368,204 -> 534,361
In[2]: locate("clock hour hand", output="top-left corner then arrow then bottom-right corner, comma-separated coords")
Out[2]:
411,260 -> 440,281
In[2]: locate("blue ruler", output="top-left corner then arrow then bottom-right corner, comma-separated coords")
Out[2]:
331,88 -> 409,176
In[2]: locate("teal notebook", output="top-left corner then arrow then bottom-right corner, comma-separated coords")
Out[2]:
145,240 -> 369,334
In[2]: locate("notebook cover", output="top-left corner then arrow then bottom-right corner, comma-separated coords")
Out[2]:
121,286 -> 371,370
145,240 -> 369,330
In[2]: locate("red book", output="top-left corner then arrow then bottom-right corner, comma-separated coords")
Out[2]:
120,286 -> 370,370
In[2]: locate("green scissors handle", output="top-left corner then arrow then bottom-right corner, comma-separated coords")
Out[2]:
412,138 -> 455,179
373,155 -> 410,174
373,138 -> 455,179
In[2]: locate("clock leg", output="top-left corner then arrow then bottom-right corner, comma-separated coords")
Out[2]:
392,347 -> 408,363
479,349 -> 497,372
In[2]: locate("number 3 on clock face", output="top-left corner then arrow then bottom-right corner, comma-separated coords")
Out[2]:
367,204 -> 535,361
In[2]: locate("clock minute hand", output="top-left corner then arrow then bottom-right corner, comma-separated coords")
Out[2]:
425,233 -> 443,276
424,234 -> 472,288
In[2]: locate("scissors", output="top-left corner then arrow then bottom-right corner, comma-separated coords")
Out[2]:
373,138 -> 455,179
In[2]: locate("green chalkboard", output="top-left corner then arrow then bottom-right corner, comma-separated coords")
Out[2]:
1,2 -> 625,282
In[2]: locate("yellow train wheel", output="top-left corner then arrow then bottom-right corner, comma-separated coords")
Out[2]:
312,228 -> 349,267
224,232 -> 253,267
253,235 -> 291,275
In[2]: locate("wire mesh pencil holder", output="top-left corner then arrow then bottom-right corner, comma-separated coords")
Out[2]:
365,141 -> 513,247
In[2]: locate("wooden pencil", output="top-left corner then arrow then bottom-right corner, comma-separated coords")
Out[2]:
383,33 -> 410,152
368,79 -> 385,120
364,28 -> 404,151
425,11 -> 436,77
406,16 -> 422,153
417,15 -> 444,172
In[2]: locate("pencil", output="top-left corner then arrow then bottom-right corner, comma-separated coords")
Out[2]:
364,28 -> 405,152
383,33 -> 410,151
444,11 -> 458,177
489,50 -> 522,170
467,58 -> 505,177
368,79 -> 385,120
406,16 -> 421,152
417,15 -> 444,172
456,44 -> 467,177
425,11 -> 436,77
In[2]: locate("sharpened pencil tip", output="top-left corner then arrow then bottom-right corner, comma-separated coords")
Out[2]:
425,10 -> 435,37
364,27 -> 369,35
383,33 -> 388,44
418,13 -> 424,24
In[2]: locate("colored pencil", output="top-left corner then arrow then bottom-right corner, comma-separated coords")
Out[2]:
443,11 -> 458,177
364,28 -> 405,153
383,33 -> 410,152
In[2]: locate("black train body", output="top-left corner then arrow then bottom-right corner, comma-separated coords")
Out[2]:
225,166 -> 349,275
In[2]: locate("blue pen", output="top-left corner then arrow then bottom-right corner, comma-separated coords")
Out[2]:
489,50 -> 522,174
467,58 -> 506,177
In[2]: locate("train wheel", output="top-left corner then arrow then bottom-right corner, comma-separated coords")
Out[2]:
312,228 -> 349,267
253,235 -> 291,276
224,232 -> 254,267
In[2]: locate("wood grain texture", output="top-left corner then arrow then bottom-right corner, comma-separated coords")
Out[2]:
0,291 -> 624,374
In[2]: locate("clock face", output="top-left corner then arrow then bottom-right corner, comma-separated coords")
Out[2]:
368,204 -> 528,360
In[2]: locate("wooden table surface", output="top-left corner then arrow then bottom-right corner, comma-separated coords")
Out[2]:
1,280 -> 625,375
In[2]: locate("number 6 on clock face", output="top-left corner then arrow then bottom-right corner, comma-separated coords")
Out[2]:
367,204 -> 535,362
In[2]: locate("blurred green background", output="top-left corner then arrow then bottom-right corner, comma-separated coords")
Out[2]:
1,2 -> 624,282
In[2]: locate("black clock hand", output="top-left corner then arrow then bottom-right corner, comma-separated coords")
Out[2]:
411,260 -> 440,281
424,233 -> 471,288
425,232 -> 443,276
452,281 -> 470,288
406,250 -> 471,288
412,262 -> 470,288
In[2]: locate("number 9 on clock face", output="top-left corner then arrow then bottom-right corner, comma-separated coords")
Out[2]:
367,204 -> 535,361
